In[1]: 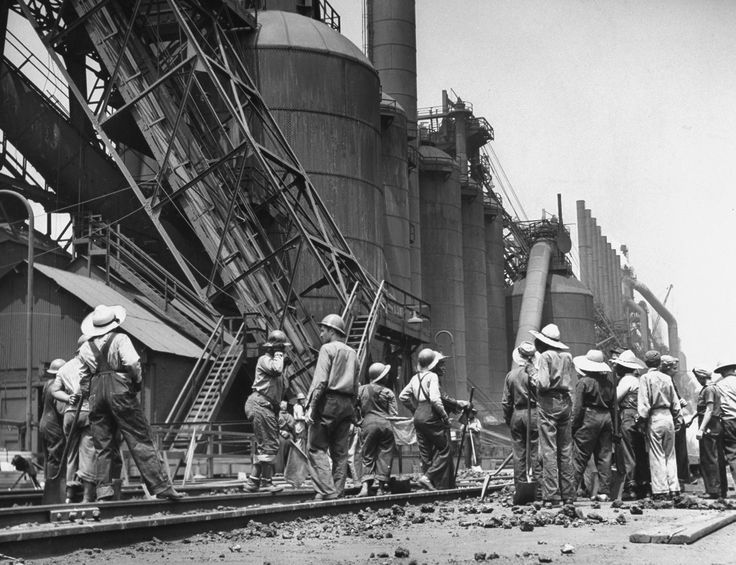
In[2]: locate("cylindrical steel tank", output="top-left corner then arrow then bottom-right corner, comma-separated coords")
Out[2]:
419,145 -> 467,400
461,186 -> 490,411
484,200 -> 507,420
380,92 -> 411,289
507,273 -> 595,357
245,11 -> 383,317
368,0 -> 421,297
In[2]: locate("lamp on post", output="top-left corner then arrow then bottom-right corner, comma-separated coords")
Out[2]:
407,310 -> 424,324
0,190 -> 34,451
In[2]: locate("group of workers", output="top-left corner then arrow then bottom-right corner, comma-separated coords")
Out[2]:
502,322 -> 736,505
43,305 -> 731,506
39,304 -> 182,503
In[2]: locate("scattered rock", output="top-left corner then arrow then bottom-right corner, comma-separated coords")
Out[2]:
377,552 -> 389,558
519,517 -> 536,532
474,552 -> 487,561
630,505 -> 643,515
487,553 -> 500,560
539,555 -> 553,563
611,500 -> 623,509
395,547 -> 410,558
420,504 -> 435,513
616,514 -> 627,525
560,544 -> 575,554
591,502 -> 601,509
586,512 -> 604,523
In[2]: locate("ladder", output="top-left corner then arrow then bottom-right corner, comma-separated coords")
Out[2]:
165,318 -> 246,448
343,281 -> 385,381
18,0 -> 378,396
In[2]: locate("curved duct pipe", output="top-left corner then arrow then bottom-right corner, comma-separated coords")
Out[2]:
623,277 -> 679,359
514,240 -> 553,347
638,300 -> 651,351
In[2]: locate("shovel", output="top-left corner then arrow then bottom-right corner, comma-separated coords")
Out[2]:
42,399 -> 82,505
513,375 -> 538,505
453,388 -> 475,487
480,452 -> 514,501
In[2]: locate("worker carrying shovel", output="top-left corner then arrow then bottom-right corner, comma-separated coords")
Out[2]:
502,341 -> 541,501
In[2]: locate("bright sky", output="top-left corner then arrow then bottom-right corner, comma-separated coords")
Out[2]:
335,0 -> 736,371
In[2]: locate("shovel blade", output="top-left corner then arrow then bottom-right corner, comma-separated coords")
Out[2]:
42,476 -> 66,505
513,480 -> 538,505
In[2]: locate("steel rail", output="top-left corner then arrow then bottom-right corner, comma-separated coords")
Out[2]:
0,483 -> 507,560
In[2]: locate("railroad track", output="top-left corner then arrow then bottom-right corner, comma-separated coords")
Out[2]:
0,479 -> 510,560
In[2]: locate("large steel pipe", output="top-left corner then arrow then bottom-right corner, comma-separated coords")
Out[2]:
576,201 -> 593,290
514,240 -> 553,347
623,277 -> 679,358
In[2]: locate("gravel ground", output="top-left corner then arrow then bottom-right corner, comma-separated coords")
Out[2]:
26,487 -> 736,565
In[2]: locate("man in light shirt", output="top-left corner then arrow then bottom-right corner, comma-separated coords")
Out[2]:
715,361 -> 736,487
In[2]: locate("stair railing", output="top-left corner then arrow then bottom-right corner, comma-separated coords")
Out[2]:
354,280 -> 385,372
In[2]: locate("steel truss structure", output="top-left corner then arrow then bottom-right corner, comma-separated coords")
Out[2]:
16,0 -> 379,388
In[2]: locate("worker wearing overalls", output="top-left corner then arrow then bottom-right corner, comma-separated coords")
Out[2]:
571,349 -> 616,502
614,350 -> 649,499
79,304 -> 182,501
39,358 -> 67,483
357,362 -> 398,497
244,330 -> 290,493
501,341 -> 542,491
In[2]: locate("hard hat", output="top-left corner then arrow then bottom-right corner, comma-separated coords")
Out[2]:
266,329 -> 291,347
368,362 -> 391,384
417,348 -> 448,371
319,314 -> 346,335
47,358 -> 66,374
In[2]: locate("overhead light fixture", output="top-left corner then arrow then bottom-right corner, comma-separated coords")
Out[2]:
408,311 -> 424,324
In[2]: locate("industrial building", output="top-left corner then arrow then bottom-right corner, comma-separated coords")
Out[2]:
0,0 -> 689,458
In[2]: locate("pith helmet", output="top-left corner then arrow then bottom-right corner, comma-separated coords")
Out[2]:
529,323 -> 569,350
319,314 -> 346,335
573,349 -> 610,374
368,362 -> 391,384
417,348 -> 436,370
614,350 -> 645,371
266,329 -> 291,347
47,358 -> 66,375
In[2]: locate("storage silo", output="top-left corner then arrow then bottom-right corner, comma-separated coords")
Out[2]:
419,145 -> 467,399
245,11 -> 383,317
461,185 -> 490,410
484,199 -> 508,420
380,92 -> 411,290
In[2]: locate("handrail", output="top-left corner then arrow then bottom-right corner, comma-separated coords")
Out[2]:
189,319 -> 246,422
165,316 -> 224,424
341,281 -> 360,322
356,280 -> 385,369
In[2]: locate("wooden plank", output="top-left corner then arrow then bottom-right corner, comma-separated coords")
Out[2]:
669,512 -> 736,545
630,512 -> 736,544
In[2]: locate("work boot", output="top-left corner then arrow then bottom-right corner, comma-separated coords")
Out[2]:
259,463 -> 284,493
417,475 -> 435,491
242,463 -> 262,493
376,481 -> 389,496
65,485 -> 77,504
156,485 -> 185,500
82,481 -> 97,503
357,480 -> 372,498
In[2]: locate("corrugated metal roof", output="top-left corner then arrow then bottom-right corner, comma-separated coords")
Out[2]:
34,264 -> 202,358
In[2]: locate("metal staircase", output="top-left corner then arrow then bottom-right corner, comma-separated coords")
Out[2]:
165,317 -> 246,447
343,281 -> 385,381
18,0 -> 380,404
76,217 -> 221,344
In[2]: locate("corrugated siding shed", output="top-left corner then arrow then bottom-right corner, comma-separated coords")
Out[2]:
34,264 -> 202,358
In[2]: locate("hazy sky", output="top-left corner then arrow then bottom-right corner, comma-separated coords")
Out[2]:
335,0 -> 736,370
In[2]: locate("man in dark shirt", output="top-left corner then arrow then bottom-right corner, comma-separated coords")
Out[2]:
501,341 -> 541,491
692,368 -> 727,498
571,349 -> 615,501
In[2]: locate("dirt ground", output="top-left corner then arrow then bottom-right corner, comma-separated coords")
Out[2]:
26,486 -> 736,565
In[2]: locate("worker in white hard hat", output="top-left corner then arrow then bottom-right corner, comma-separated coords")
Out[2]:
399,348 -> 469,490
356,362 -> 398,497
39,357 -> 67,484
243,330 -> 291,493
305,314 -> 359,500
292,392 -> 307,450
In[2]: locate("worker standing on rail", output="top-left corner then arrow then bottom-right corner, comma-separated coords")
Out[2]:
528,324 -> 576,507
356,362 -> 398,497
49,337 -> 98,503
614,350 -> 649,500
501,341 -> 541,493
243,330 -> 291,493
399,349 -> 469,491
571,349 -> 616,502
79,304 -> 183,501
293,392 -> 307,451
39,358 -> 67,484
305,314 -> 359,500
714,361 -> 736,491
690,368 -> 727,499
637,350 -> 682,500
